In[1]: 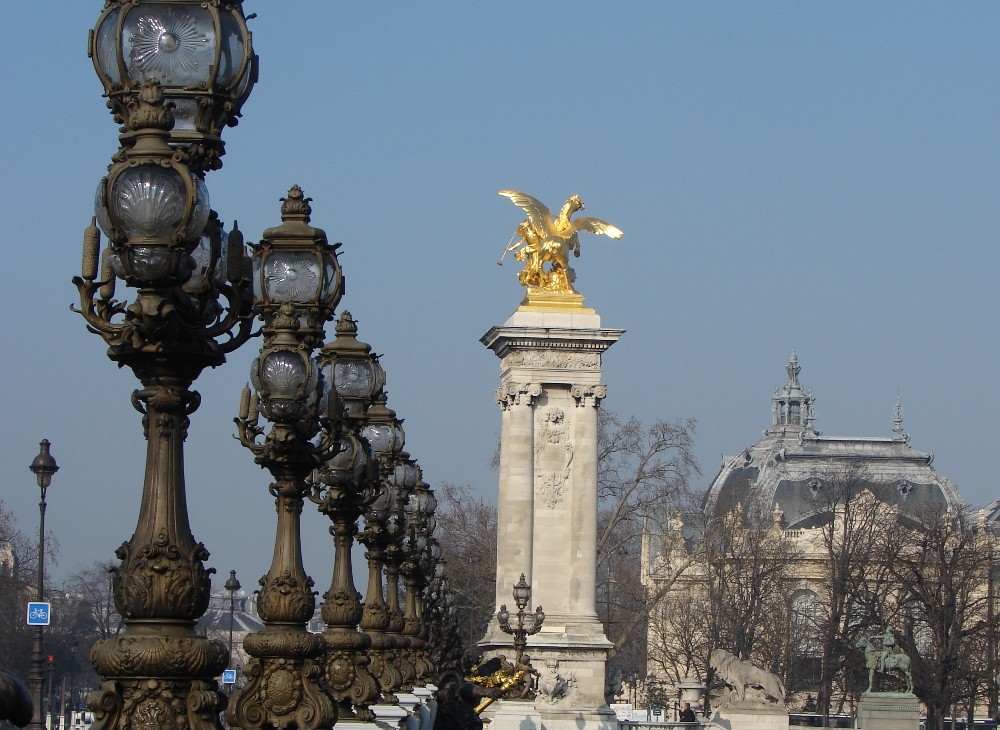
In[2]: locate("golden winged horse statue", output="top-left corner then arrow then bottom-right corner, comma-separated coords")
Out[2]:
498,190 -> 623,297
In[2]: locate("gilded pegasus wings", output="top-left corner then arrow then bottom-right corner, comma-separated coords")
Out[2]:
498,190 -> 554,236
571,217 -> 623,239
498,190 -> 623,240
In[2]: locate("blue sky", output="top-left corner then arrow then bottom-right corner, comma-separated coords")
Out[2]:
1,2 -> 997,588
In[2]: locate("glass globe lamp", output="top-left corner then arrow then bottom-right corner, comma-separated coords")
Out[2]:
94,159 -> 208,285
317,312 -> 385,422
251,187 -> 343,327
90,0 -> 257,167
512,574 -> 531,610
250,348 -> 317,422
392,457 -> 420,491
359,392 -> 405,462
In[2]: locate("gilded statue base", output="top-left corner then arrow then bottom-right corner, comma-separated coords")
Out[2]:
519,288 -> 594,313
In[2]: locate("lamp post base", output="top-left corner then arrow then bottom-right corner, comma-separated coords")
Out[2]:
88,632 -> 227,730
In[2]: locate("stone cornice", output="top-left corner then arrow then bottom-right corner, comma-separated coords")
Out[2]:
481,325 -> 624,359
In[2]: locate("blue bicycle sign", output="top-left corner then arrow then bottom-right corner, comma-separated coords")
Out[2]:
27,602 -> 51,626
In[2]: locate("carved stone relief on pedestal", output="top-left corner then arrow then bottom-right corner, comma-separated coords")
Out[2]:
502,350 -> 600,371
535,407 -> 574,508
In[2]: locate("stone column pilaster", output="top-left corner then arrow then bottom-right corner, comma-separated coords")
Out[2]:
494,382 -> 540,622
569,384 -> 607,618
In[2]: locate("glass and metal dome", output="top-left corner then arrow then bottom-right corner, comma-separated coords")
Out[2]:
702,353 -> 963,530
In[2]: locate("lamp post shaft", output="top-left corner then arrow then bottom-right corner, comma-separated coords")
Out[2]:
27,488 -> 48,730
86,371 -> 229,730
226,470 -> 335,730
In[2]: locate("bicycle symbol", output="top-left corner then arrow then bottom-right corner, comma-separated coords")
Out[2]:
26,602 -> 51,625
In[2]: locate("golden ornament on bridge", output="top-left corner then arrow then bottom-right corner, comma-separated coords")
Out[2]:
497,190 -> 623,305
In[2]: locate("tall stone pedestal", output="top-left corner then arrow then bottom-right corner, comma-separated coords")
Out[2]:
857,693 -> 920,730
711,706 -> 789,730
483,699 -> 541,730
480,306 -> 623,730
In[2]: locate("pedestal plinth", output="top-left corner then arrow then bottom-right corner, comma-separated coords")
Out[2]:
480,306 -> 623,726
711,706 -> 789,730
857,693 -> 920,730
482,699 -> 541,730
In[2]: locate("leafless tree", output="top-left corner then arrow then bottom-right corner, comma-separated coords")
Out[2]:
697,502 -> 797,708
701,504 -> 796,662
0,501 -> 35,679
597,411 -> 699,558
809,465 -> 899,720
887,506 -> 999,730
646,590 -> 710,691
597,411 -> 700,671
434,482 -> 498,654
67,561 -> 122,640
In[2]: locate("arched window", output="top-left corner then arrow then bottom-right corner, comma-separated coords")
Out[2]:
790,590 -> 822,657
788,590 -> 823,691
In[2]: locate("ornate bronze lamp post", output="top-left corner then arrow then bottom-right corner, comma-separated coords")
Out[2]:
357,393 -> 407,697
381,458 -> 418,689
27,440 -> 58,730
74,4 -> 257,730
227,187 -> 342,730
310,313 -> 383,720
225,570 -> 241,676
497,575 -> 545,666
400,480 -> 436,683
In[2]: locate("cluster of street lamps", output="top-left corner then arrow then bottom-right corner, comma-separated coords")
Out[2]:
63,2 -> 465,730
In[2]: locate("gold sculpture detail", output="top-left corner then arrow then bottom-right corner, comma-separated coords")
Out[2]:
498,190 -> 622,301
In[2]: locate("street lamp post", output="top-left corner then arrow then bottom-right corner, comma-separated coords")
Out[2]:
383,458 -> 419,689
226,188 -> 342,730
68,641 -> 78,729
497,574 -> 545,667
74,3 -> 258,730
27,439 -> 58,730
224,570 -> 241,674
358,392 -> 407,698
310,313 -> 384,720
400,476 -> 437,684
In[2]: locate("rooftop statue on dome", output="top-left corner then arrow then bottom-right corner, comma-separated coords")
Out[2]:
497,190 -> 622,299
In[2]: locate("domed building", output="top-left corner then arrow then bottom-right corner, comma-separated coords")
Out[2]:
703,352 -> 962,529
641,354 -> 985,716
